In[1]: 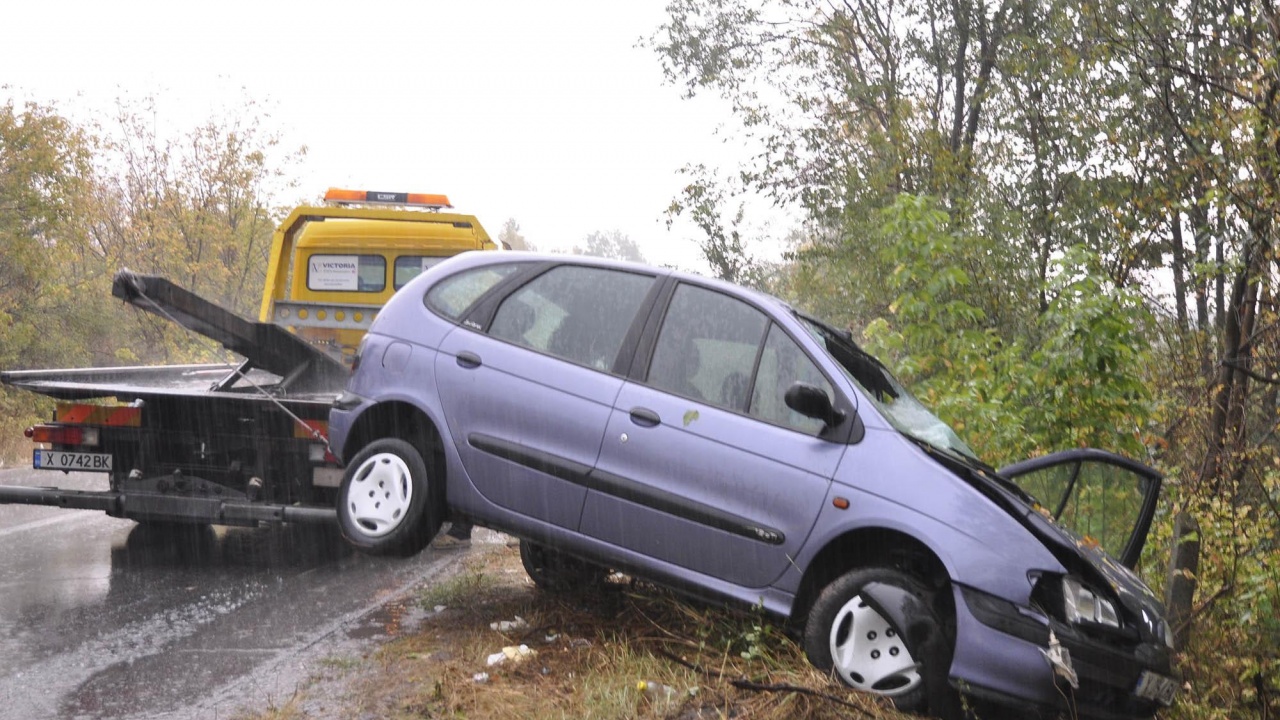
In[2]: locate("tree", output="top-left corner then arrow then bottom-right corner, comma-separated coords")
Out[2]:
573,230 -> 646,263
0,98 -> 102,457
0,98 -> 98,369
90,96 -> 302,323
498,217 -> 532,250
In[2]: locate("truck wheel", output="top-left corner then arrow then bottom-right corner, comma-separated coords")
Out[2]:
519,539 -> 605,592
338,438 -> 439,557
803,567 -> 954,715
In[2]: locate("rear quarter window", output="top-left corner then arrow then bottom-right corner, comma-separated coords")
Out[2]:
425,263 -> 521,321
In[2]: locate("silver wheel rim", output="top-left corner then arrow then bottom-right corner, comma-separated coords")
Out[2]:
345,452 -> 414,538
828,593 -> 923,696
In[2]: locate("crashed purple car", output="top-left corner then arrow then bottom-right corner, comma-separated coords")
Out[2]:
327,251 -> 1177,718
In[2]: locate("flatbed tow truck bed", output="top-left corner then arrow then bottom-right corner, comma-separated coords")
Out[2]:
0,271 -> 348,527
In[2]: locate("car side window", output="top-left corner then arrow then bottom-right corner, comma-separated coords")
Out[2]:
489,266 -> 654,371
425,263 -> 521,320
750,324 -> 835,435
647,284 -> 768,407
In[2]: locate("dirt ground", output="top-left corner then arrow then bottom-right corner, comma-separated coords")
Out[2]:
238,528 -> 902,720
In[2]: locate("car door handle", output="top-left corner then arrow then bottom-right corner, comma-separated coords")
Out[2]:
456,351 -> 482,369
628,407 -> 661,428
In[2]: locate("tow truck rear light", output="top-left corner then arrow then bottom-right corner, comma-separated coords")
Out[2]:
324,188 -> 452,210
29,424 -> 100,447
295,420 -> 328,441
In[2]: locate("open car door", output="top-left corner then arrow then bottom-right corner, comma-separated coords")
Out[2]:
999,449 -> 1162,569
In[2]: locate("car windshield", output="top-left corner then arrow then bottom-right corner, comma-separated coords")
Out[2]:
796,314 -> 977,461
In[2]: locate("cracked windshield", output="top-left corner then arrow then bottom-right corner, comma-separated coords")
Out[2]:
1,1 -> 1276,719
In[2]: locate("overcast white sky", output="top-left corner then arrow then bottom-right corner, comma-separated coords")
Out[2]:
2,0 -> 782,269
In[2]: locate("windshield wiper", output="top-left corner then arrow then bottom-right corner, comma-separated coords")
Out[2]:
912,437 -> 1037,504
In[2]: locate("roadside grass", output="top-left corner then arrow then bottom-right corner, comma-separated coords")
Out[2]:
235,691 -> 306,720
280,544 -> 909,720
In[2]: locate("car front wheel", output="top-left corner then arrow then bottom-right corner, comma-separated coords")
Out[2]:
803,567 -> 954,715
337,438 -> 439,557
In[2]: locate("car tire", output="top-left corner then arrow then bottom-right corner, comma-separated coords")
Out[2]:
519,539 -> 605,592
803,567 -> 956,716
337,438 -> 440,557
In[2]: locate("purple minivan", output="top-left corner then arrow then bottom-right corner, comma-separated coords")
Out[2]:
327,251 -> 1177,718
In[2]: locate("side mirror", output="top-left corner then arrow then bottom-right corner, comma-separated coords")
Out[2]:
784,383 -> 845,427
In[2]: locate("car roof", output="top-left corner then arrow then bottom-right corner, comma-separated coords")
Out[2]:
442,250 -> 793,314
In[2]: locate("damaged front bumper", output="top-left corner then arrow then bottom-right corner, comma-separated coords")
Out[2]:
951,585 -> 1177,719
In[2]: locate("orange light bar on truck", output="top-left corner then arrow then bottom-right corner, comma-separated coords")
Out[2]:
55,403 -> 141,427
323,188 -> 453,209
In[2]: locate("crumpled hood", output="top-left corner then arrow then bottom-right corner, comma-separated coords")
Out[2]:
1020,502 -> 1168,634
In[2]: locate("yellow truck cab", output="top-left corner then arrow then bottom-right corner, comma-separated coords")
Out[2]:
260,188 -> 497,363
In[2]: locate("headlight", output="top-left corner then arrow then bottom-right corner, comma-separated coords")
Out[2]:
1062,577 -> 1121,628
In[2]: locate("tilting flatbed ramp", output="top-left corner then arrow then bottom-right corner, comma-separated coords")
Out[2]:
110,270 -> 349,394
0,272 -> 345,526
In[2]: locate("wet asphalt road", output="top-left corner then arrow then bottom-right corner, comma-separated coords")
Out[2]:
0,468 -> 470,720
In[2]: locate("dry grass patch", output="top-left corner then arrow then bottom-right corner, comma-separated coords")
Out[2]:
330,544 -> 907,720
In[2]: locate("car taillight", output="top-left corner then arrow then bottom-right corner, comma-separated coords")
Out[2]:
29,424 -> 100,447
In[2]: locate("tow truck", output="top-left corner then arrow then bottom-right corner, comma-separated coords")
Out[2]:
0,188 -> 496,528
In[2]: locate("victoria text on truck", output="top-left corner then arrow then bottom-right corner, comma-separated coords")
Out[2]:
1,188 -> 496,529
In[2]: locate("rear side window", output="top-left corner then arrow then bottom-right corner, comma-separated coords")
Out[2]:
489,266 -> 654,371
426,264 -> 521,321
307,254 -> 386,292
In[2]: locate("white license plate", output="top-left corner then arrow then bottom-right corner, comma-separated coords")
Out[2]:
33,449 -> 113,472
1134,670 -> 1178,705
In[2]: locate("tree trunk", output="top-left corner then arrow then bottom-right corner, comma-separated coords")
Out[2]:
1172,213 -> 1188,331
1198,240 -> 1261,493
1164,512 -> 1200,652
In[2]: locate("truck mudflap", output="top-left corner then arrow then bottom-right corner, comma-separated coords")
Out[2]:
0,485 -> 336,527
111,269 -> 348,394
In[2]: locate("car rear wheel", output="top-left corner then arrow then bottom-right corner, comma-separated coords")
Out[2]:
338,438 -> 439,557
519,539 -> 606,592
803,567 -> 954,715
